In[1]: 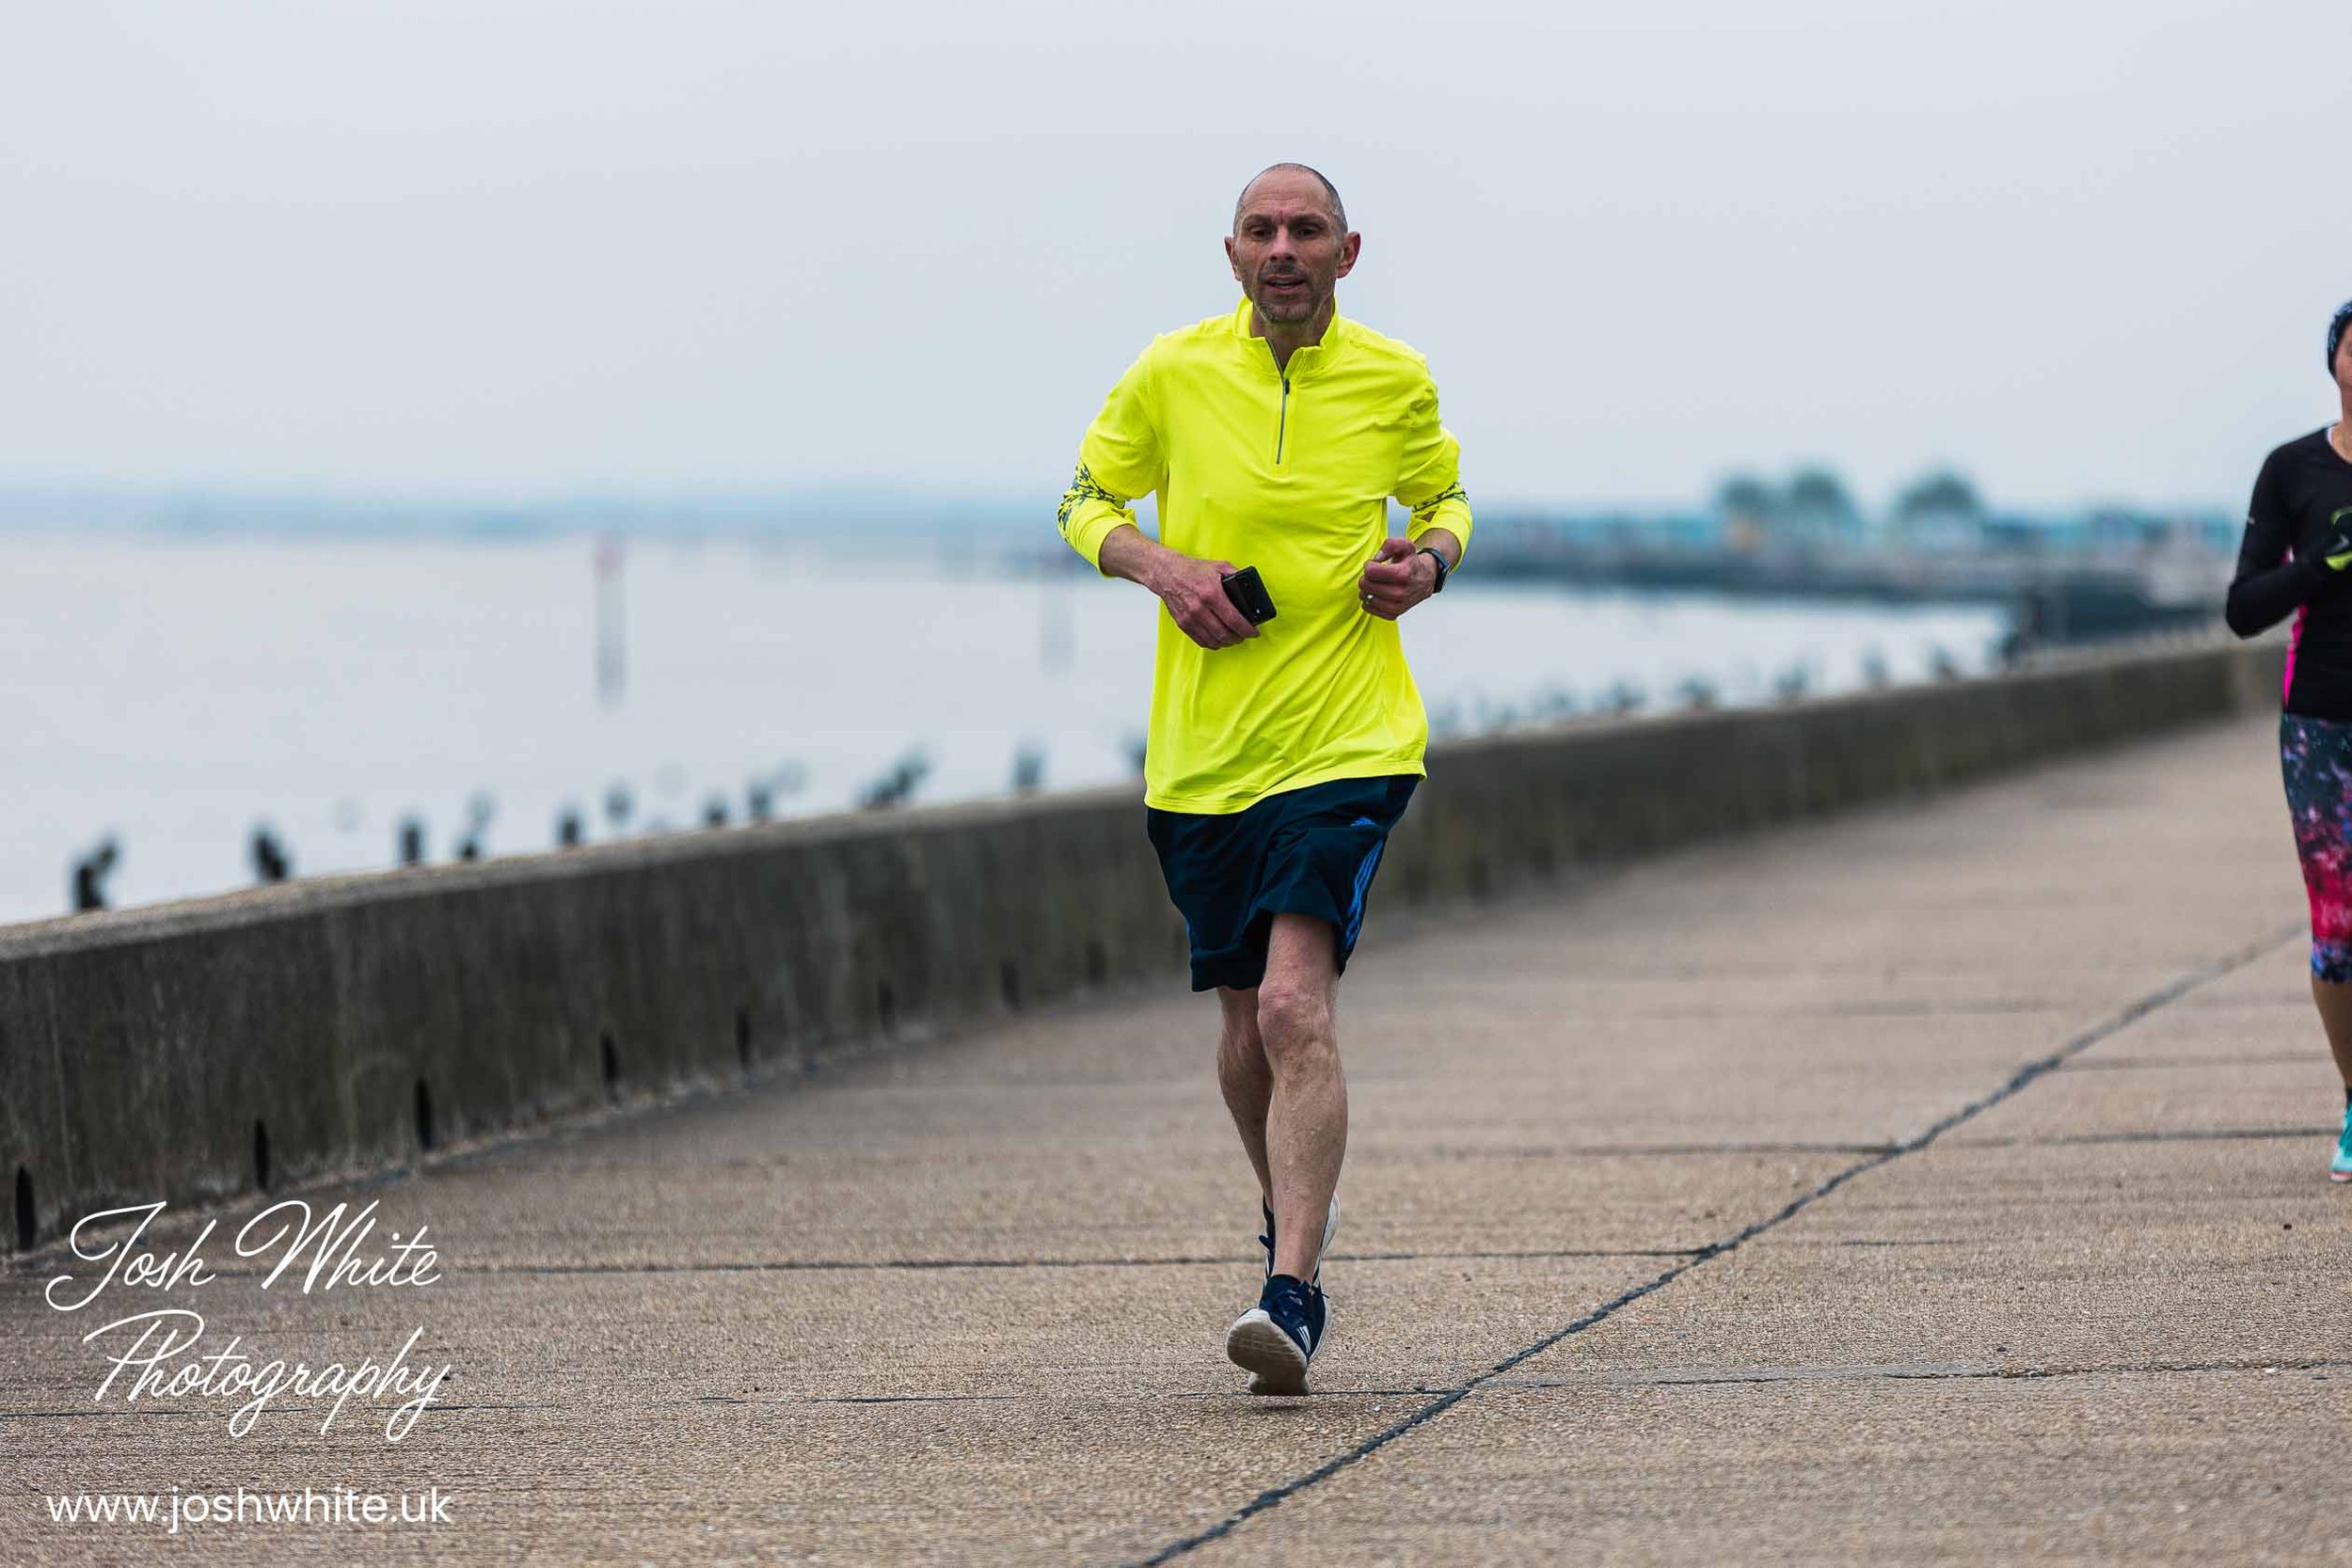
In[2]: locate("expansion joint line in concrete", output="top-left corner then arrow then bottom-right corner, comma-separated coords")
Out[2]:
438,1245 -> 1701,1278
1963,1125 -> 2336,1148
1121,919 -> 2303,1568
1500,1354 -> 2352,1392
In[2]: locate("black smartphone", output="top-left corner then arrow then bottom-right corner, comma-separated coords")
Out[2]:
1220,565 -> 1278,626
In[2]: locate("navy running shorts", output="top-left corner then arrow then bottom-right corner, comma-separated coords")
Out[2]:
1145,773 -> 1419,992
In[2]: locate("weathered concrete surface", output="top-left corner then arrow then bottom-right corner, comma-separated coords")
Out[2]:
5,710 -> 2347,1565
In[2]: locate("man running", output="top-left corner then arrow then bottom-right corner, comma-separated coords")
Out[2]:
1056,163 -> 1470,1394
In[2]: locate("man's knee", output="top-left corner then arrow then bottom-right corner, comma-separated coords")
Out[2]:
1255,979 -> 1332,1062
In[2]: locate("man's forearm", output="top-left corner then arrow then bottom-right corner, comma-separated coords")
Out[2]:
1096,523 -> 1175,594
1415,528 -> 1462,572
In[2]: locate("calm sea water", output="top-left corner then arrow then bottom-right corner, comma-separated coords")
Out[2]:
0,536 -> 2005,926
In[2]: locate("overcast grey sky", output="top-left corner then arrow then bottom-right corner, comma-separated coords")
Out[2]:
3,0 -> 2346,513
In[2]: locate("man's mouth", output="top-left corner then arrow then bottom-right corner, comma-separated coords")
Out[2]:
1263,276 -> 1306,291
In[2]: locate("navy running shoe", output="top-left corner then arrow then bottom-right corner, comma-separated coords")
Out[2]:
1226,1273 -> 1327,1396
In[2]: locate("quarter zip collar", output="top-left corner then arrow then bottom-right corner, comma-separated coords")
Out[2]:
1229,296 -> 1343,381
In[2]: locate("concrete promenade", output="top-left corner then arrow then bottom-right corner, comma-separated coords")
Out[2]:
5,710 -> 2348,1565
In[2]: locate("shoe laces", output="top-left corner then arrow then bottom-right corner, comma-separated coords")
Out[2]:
1264,1274 -> 1312,1320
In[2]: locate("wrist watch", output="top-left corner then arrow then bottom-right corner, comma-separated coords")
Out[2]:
1416,546 -> 1450,594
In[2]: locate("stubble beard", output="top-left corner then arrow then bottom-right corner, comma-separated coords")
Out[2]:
1252,275 -> 1325,326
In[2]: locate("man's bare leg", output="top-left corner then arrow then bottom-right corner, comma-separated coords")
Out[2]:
1216,986 -> 1276,1205
1256,912 -> 1344,1281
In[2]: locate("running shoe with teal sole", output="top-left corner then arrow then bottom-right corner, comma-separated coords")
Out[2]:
2333,1105 -> 2352,1183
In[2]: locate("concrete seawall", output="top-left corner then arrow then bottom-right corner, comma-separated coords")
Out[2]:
0,635 -> 2283,1255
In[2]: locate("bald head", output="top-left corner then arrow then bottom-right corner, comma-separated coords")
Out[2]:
1234,163 -> 1348,235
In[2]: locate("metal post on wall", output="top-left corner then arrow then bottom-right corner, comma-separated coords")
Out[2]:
596,535 -> 627,708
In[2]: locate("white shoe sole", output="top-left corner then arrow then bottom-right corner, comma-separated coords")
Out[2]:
1227,1308 -> 1310,1396
2331,1167 -> 2352,1183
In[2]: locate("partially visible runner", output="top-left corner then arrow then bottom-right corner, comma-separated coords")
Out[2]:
2226,297 -> 2352,1181
1056,164 -> 1470,1392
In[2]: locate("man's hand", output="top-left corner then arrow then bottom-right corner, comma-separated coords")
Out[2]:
1152,553 -> 1262,649
1096,525 -> 1262,649
1358,536 -> 1438,620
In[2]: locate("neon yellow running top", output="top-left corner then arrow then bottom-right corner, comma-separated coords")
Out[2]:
1057,300 -> 1472,814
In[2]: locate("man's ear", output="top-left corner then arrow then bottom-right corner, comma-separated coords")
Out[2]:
1225,235 -> 1242,280
1335,232 -> 1361,280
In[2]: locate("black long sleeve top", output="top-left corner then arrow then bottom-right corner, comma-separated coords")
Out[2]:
2226,428 -> 2352,718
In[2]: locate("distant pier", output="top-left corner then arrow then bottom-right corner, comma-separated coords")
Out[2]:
1465,531 -> 2229,645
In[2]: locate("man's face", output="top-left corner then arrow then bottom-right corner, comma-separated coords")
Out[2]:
2337,326 -> 2352,394
1226,171 -> 1359,328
